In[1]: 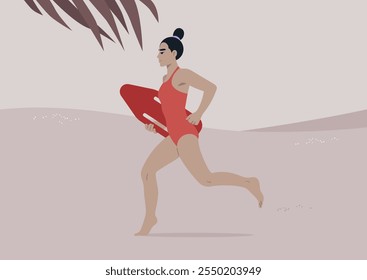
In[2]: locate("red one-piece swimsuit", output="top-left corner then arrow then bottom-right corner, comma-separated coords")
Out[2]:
158,67 -> 199,145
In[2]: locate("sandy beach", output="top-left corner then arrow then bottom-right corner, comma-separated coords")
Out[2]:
0,108 -> 366,259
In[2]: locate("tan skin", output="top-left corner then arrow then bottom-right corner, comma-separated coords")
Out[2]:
135,42 -> 264,236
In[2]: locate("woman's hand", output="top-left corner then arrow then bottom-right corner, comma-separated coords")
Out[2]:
145,123 -> 157,133
186,112 -> 202,125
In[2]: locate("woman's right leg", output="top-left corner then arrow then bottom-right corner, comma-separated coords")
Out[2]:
135,136 -> 179,236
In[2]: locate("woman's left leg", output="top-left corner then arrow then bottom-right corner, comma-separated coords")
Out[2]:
176,134 -> 264,207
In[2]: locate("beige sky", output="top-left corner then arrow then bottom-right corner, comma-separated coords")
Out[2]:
1,0 -> 366,130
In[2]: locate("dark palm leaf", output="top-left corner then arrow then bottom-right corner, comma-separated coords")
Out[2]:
118,0 -> 142,48
24,0 -> 159,50
54,0 -> 115,43
71,0 -> 104,49
89,0 -> 123,48
105,0 -> 129,34
139,0 -> 158,21
36,0 -> 71,30
25,0 -> 42,14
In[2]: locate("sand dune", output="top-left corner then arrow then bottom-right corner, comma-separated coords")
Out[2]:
246,109 -> 367,131
0,108 -> 366,259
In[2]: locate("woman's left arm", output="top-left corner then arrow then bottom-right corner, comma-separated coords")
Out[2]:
180,69 -> 217,124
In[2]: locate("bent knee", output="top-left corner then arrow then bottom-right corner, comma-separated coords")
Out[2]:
141,167 -> 155,181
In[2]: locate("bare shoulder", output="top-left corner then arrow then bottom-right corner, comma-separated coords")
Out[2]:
175,68 -> 196,83
177,68 -> 216,91
177,68 -> 193,78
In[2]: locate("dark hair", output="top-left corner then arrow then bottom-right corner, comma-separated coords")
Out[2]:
161,28 -> 184,60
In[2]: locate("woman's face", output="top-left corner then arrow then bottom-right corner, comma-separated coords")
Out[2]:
157,42 -> 176,66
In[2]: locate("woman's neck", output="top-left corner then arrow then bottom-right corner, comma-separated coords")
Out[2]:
166,62 -> 178,75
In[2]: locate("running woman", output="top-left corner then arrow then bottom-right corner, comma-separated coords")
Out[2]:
136,28 -> 264,236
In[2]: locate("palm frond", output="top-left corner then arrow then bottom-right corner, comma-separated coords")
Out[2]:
89,0 -> 123,48
72,0 -> 104,49
36,0 -> 71,29
118,0 -> 143,48
105,0 -> 129,34
54,0 -> 115,43
24,0 -> 159,50
139,0 -> 158,21
25,0 -> 42,15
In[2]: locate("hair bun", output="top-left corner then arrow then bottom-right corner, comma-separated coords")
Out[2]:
173,28 -> 184,40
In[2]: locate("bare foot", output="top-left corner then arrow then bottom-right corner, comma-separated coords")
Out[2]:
247,177 -> 264,208
134,216 -> 158,236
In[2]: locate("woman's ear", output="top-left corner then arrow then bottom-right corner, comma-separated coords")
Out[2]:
172,50 -> 177,58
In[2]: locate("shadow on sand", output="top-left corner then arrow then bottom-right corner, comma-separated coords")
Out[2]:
146,233 -> 253,238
